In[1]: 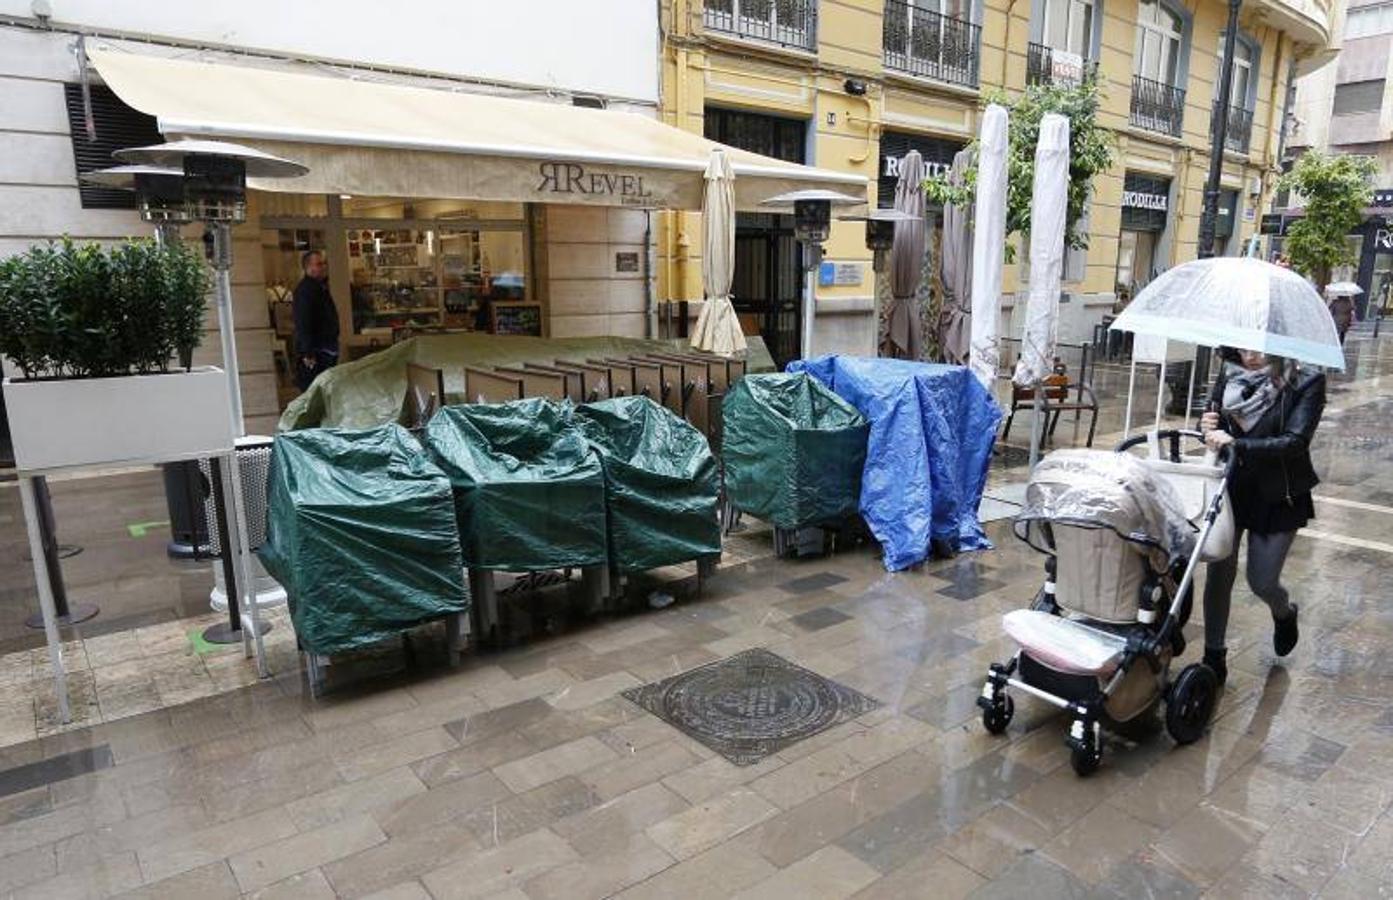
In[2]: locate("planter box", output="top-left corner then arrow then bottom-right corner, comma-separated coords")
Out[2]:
3,367 -> 234,472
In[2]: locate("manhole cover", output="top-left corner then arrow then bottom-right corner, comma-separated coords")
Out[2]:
623,648 -> 880,765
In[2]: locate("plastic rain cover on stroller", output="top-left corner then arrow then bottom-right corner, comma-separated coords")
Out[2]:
1014,449 -> 1197,574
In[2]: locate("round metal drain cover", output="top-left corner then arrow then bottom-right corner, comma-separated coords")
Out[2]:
624,648 -> 880,765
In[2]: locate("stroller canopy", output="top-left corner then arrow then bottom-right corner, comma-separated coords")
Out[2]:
1014,450 -> 1197,568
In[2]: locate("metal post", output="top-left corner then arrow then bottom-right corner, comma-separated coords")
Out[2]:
1199,0 -> 1243,262
1192,0 -> 1243,400
209,223 -> 245,436
202,456 -> 242,644
1027,389 -> 1045,471
23,477 -> 98,629
19,478 -> 70,724
801,244 -> 822,359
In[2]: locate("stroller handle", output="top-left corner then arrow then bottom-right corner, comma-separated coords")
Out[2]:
1114,429 -> 1205,462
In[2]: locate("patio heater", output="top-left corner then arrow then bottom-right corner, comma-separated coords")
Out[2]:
83,165 -> 211,562
115,140 -> 307,657
761,190 -> 865,359
839,208 -> 917,273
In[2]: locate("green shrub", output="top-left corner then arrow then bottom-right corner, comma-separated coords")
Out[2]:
0,238 -> 209,379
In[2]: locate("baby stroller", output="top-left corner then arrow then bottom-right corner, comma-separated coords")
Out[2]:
978,432 -> 1232,775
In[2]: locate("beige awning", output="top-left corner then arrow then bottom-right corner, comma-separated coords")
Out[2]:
88,47 -> 866,212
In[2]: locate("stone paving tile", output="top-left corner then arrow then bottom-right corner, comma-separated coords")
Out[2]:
110,860 -> 241,900
10,851 -> 143,900
493,735 -> 617,793
644,786 -> 779,860
521,831 -> 674,900
420,828 -> 578,900
456,775 -> 601,848
321,823 -> 481,898
228,813 -> 387,892
732,845 -> 880,900
612,840 -> 778,900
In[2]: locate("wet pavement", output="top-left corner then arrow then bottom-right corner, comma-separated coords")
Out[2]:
0,329 -> 1390,897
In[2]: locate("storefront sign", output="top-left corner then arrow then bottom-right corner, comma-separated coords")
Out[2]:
1122,190 -> 1168,211
878,132 -> 965,208
818,262 -> 864,286
1374,188 -> 1393,208
536,162 -> 653,204
1377,228 -> 1393,251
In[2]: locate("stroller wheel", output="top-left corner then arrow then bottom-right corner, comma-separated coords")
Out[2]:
1068,723 -> 1102,777
981,694 -> 1014,735
1165,663 -> 1218,745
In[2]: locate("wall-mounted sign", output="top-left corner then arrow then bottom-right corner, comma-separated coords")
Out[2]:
615,252 -> 639,272
1373,188 -> 1393,208
818,262 -> 864,286
1121,173 -> 1171,233
1376,228 -> 1393,252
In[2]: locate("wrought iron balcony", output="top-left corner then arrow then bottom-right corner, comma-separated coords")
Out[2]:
1211,102 -> 1254,154
1130,74 -> 1186,137
703,0 -> 817,52
883,0 -> 981,88
1027,42 -> 1093,86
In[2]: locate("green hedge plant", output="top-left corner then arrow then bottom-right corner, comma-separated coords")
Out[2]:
0,238 -> 209,379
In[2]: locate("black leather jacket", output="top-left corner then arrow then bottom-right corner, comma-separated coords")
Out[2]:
1211,368 -> 1325,532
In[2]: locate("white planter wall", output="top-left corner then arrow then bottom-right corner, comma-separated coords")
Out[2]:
4,367 -> 234,471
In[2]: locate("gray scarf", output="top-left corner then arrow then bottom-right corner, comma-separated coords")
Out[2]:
1221,362 -> 1282,433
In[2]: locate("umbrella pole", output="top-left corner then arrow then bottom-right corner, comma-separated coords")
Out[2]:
1123,358 -> 1138,439
1185,352 -> 1200,428
1154,362 -> 1166,432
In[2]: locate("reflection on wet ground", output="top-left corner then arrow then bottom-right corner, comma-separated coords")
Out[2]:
0,329 -> 1390,897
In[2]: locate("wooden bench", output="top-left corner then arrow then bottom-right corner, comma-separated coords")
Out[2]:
1001,361 -> 1099,448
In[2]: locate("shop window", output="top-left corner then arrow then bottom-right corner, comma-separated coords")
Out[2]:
63,83 -> 164,210
1333,80 -> 1385,116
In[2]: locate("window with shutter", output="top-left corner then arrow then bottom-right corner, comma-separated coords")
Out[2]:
63,83 -> 165,210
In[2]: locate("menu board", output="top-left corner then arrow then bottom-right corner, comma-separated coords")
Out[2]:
491,302 -> 543,336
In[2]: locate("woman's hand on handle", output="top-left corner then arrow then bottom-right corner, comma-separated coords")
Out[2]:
1200,411 -> 1220,434
1204,428 -> 1235,451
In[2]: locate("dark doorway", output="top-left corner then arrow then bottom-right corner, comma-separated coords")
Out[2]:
705,107 -> 808,367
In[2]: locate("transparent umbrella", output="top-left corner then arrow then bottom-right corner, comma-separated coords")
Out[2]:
1324,281 -> 1362,298
1110,257 -> 1345,371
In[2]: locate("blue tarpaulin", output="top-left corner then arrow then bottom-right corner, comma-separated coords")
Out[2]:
787,356 -> 1003,571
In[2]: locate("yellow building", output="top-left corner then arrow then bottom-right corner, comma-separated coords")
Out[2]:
658,0 -> 1340,362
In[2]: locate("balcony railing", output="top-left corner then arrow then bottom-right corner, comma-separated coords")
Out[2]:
1026,42 -> 1094,86
1130,74 -> 1186,137
703,0 -> 817,52
883,0 -> 981,88
1211,102 -> 1254,154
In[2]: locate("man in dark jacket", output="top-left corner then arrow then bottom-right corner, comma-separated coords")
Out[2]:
293,250 -> 340,391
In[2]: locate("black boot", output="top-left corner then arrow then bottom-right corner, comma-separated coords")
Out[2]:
1202,647 -> 1228,685
1274,604 -> 1299,657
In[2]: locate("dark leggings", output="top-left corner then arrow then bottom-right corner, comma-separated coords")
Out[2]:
1202,527 -> 1296,651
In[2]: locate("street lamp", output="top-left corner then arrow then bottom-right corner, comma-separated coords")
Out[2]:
114,140 -> 306,663
761,190 -> 865,358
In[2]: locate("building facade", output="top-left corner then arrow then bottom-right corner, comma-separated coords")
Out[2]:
658,0 -> 1341,359
1286,0 -> 1393,312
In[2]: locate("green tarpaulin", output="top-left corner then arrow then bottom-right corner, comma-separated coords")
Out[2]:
721,372 -> 869,530
424,398 -> 607,570
257,424 -> 469,656
574,396 -> 721,572
280,333 -> 776,431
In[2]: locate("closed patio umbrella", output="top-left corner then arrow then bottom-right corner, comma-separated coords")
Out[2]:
969,104 -> 1008,390
691,149 -> 747,356
939,148 -> 974,365
1012,113 -> 1071,470
882,150 -> 926,360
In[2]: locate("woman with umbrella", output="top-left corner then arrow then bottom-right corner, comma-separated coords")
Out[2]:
1110,257 -> 1343,684
1325,282 -> 1362,345
1198,348 -> 1324,683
